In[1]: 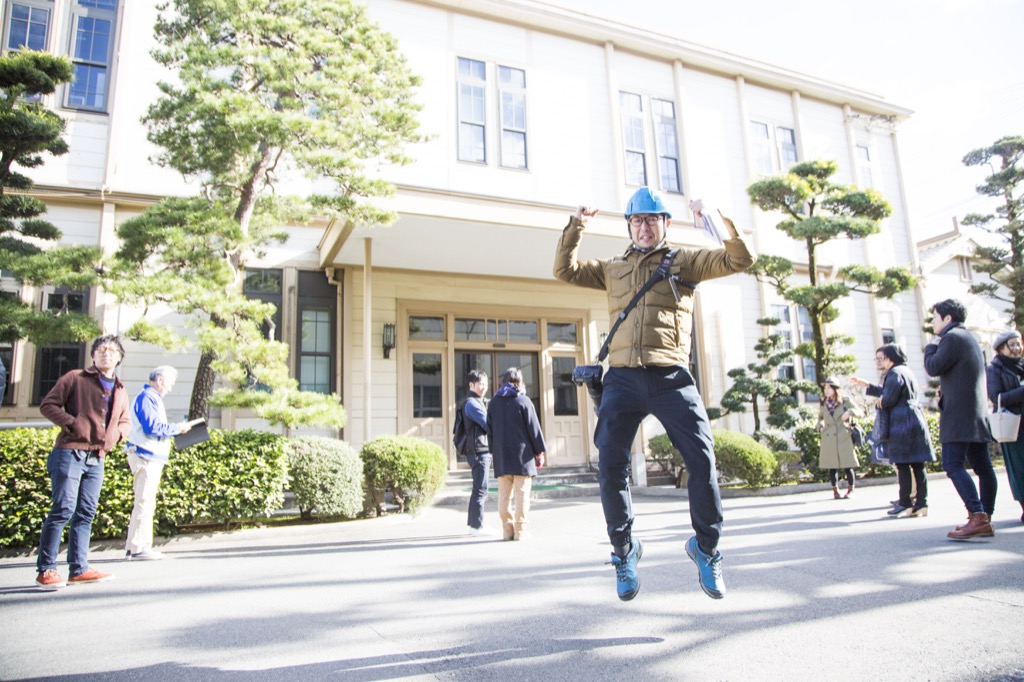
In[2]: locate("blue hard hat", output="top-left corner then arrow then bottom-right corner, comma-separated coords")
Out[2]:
624,187 -> 671,218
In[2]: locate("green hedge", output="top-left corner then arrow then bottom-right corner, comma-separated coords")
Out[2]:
362,435 -> 446,515
713,429 -> 776,490
0,427 -> 288,549
288,436 -> 363,519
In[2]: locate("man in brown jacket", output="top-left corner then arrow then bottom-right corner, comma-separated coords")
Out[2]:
554,187 -> 755,602
35,335 -> 130,590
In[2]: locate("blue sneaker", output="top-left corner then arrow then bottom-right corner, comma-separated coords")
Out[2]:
607,539 -> 643,601
686,536 -> 726,599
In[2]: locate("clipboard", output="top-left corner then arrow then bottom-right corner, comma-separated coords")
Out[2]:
173,419 -> 210,450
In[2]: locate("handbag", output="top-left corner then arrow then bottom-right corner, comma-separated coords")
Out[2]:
988,394 -> 1021,443
850,422 -> 865,448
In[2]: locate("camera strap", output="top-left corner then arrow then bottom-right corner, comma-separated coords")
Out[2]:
597,249 -> 695,362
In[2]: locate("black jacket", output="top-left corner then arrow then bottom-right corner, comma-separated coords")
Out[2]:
487,387 -> 546,477
924,324 -> 992,444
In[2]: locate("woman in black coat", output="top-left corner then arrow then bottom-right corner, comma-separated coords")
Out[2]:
851,344 -> 935,517
487,367 -> 547,541
986,329 -> 1024,523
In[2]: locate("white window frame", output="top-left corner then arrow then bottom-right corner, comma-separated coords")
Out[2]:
456,56 -> 487,164
652,98 -> 681,193
2,0 -> 54,53
64,0 -> 118,113
497,65 -> 527,170
751,120 -> 799,175
856,144 -> 875,189
619,91 -> 683,193
957,256 -> 973,283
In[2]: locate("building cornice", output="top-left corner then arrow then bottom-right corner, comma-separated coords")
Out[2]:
409,0 -> 912,119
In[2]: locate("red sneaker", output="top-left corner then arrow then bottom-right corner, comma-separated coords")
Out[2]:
68,569 -> 114,584
36,569 -> 66,591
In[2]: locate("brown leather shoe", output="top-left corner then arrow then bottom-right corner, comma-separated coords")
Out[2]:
947,512 -> 994,540
68,569 -> 114,584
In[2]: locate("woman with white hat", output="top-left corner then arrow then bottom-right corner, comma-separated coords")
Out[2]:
986,329 -> 1024,523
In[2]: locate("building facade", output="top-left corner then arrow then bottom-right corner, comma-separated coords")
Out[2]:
1,0 -> 938,468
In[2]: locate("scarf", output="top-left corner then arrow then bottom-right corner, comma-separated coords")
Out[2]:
824,396 -> 839,415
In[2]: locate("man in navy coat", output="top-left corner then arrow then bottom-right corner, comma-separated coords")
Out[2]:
924,298 -> 997,540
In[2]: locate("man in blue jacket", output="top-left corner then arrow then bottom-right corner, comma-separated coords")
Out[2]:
460,369 -> 493,536
125,366 -> 191,560
924,298 -> 997,540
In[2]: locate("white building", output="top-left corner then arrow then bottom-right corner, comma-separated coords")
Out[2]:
1,0 -> 941,468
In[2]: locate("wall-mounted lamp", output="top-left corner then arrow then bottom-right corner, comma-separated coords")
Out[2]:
382,323 -> 397,359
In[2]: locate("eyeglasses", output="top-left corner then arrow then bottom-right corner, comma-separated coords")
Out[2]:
628,215 -> 662,227
95,346 -> 121,356
874,356 -> 886,362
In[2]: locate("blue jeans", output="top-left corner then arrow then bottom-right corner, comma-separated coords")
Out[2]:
941,441 -> 997,515
36,449 -> 105,576
466,452 -> 492,529
595,366 -> 723,554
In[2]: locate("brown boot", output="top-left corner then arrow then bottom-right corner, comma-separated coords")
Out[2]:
947,512 -> 994,540
832,486 -> 842,500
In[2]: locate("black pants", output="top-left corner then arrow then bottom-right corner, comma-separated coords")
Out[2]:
829,468 -> 854,488
896,462 -> 927,508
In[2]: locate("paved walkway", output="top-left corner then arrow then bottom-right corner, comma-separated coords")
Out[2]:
1,479 -> 1023,681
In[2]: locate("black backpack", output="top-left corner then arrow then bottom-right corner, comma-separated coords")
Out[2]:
452,402 -> 472,456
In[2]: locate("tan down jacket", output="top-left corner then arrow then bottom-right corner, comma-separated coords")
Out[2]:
553,215 -> 756,368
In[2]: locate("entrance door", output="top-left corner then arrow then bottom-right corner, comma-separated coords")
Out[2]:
545,353 -> 586,467
409,351 -> 448,449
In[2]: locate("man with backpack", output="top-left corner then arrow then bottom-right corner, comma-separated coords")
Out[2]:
455,369 -> 492,535
553,188 -> 755,602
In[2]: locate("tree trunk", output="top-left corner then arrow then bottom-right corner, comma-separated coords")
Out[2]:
189,348 -> 217,420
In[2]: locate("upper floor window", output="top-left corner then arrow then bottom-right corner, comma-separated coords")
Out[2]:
498,66 -> 527,169
4,0 -> 52,51
652,98 -> 681,193
619,91 -> 683,193
66,0 -> 117,112
2,0 -> 119,113
456,58 -> 530,170
856,144 -> 875,188
620,92 -> 647,186
456,57 -> 486,163
751,121 -> 799,174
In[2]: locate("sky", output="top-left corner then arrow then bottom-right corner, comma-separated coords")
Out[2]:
547,0 -> 1024,241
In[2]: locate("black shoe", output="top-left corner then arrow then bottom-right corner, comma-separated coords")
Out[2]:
888,504 -> 911,517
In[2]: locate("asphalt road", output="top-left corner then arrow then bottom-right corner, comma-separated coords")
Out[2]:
1,479 -> 1023,681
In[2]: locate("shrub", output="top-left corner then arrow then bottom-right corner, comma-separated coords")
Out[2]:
362,435 -> 447,515
0,427 -> 288,549
647,433 -> 686,487
288,437 -> 363,519
771,450 -> 801,486
158,429 -> 288,528
713,429 -> 776,490
792,418 -> 824,480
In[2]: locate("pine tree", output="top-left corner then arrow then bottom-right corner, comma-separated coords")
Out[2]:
961,135 -> 1024,328
0,51 -> 100,346
747,159 -> 916,386
106,0 -> 424,426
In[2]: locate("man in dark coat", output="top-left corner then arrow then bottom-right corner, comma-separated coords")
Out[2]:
459,369 -> 492,536
923,299 -> 997,540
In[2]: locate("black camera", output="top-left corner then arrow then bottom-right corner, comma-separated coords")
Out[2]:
571,364 -> 604,410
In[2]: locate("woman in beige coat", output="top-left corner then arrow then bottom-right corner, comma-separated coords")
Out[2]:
818,377 -> 859,499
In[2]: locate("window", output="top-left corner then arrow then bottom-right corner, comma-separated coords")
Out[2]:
856,144 -> 874,189
66,0 -> 118,112
652,98 -> 681,192
498,66 -> 527,169
0,344 -> 13,406
456,57 -> 486,163
771,304 -> 795,380
243,269 -> 282,341
296,271 -> 335,395
751,121 -> 799,174
620,92 -> 647,186
551,356 -> 579,416
957,257 -> 973,283
4,0 -> 52,52
796,306 -> 817,401
410,316 -> 445,340
878,310 -> 896,345
546,322 -> 577,345
32,288 -> 88,404
412,352 -> 442,418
